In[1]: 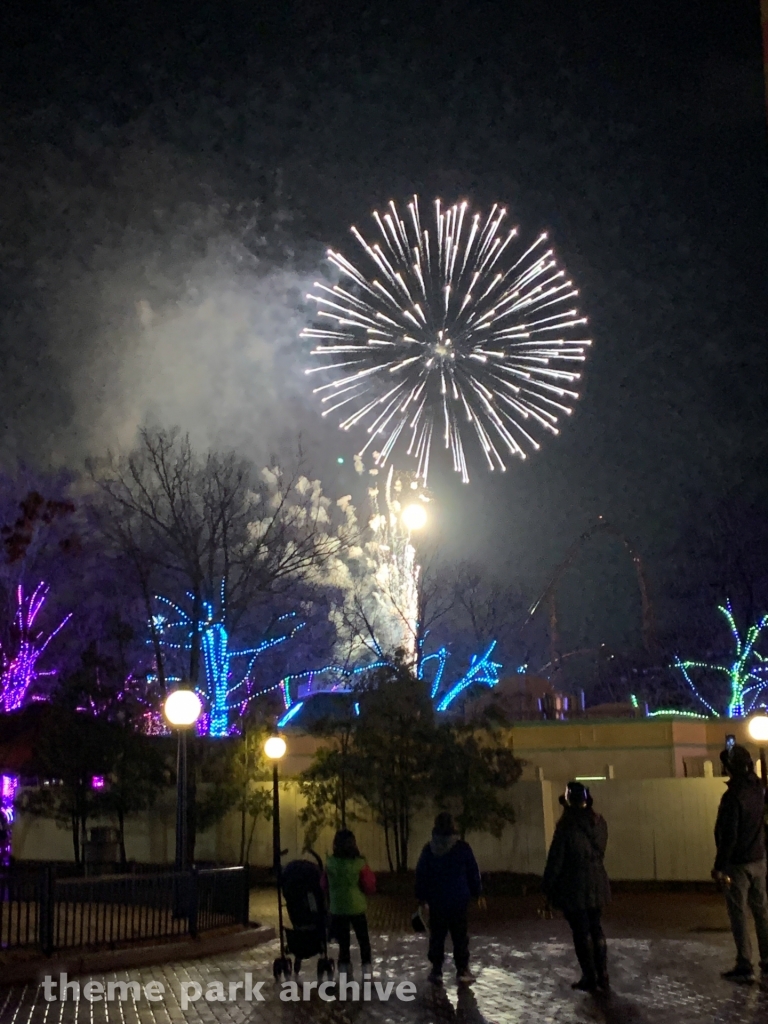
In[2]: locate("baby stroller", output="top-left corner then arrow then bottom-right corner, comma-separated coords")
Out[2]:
277,853 -> 334,982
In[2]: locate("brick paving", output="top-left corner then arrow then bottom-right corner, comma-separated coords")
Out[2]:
2,893 -> 767,1024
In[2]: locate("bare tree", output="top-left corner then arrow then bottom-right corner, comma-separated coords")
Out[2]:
89,428 -> 349,684
450,560 -> 525,650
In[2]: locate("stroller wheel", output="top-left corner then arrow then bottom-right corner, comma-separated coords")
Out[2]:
273,956 -> 292,980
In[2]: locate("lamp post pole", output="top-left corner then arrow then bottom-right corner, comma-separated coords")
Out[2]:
271,757 -> 281,876
164,689 -> 203,873
264,733 -> 289,978
175,727 -> 188,871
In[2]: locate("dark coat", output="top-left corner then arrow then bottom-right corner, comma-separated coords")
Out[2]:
714,774 -> 767,872
542,807 -> 611,912
415,834 -> 482,913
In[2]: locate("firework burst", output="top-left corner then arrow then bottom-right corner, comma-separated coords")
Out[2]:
302,196 -> 591,483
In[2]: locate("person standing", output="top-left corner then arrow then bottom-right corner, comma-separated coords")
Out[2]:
713,745 -> 768,982
542,782 -> 611,992
323,829 -> 376,978
415,811 -> 482,985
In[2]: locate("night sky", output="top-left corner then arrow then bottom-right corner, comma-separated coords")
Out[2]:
1,1 -> 767,667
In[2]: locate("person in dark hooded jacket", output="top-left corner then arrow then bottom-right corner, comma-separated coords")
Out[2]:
415,812 -> 482,985
713,745 -> 768,981
542,782 -> 611,992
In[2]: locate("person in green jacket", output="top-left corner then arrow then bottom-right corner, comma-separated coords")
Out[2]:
322,829 -> 376,978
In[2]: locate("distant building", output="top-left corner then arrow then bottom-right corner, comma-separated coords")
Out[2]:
463,673 -> 586,722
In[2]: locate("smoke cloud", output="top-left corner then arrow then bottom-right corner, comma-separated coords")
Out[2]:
78,262 -> 316,459
0,128 -> 328,468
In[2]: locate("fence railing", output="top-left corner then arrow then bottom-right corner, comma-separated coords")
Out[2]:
0,866 -> 249,954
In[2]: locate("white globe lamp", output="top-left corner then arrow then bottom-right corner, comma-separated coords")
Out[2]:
164,689 -> 203,728
748,714 -> 768,787
264,734 -> 287,761
747,715 -> 768,744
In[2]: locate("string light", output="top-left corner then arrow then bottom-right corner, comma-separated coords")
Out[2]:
0,583 -> 71,712
153,581 -> 305,736
277,702 -> 305,727
648,709 -> 709,719
419,645 -> 448,699
273,637 -> 503,722
436,642 -> 502,712
674,601 -> 768,719
0,773 -> 17,867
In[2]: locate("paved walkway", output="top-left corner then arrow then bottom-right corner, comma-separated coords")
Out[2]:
2,896 -> 767,1024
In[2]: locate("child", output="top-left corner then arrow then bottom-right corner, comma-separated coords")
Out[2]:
323,828 -> 376,978
415,811 -> 482,985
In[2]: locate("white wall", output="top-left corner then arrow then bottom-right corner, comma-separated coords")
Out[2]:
548,777 -> 727,881
12,777 -> 728,881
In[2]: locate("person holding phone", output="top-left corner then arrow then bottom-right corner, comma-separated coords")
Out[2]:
713,745 -> 768,982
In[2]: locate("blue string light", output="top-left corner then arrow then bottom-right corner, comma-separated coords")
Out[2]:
277,701 -> 305,727
419,646 -> 448,699
436,642 -> 502,712
272,635 -> 504,720
152,583 -> 305,736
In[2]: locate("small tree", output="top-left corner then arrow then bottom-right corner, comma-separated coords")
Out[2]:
21,707 -> 117,864
97,730 -> 168,865
195,720 -> 273,864
298,698 -> 361,849
354,656 -> 435,872
431,725 -> 524,839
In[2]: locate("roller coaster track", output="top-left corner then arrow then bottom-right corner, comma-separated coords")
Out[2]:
522,519 -> 656,670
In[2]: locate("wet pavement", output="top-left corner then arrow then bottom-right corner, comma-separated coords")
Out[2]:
2,898 -> 767,1023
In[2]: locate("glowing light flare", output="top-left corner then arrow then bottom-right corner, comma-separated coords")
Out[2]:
302,196 -> 591,483
748,715 -> 768,743
401,502 -> 428,531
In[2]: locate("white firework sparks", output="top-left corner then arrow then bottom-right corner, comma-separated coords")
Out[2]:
302,196 -> 591,483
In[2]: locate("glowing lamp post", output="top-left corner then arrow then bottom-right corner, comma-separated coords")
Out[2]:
264,734 -> 287,877
164,689 -> 202,871
264,733 -> 291,978
748,715 -> 768,789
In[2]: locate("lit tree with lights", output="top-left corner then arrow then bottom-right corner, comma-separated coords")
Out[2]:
672,600 -> 768,718
153,581 -> 306,736
0,583 -> 71,712
91,429 -> 356,693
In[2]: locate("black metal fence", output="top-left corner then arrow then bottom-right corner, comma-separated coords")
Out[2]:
0,866 -> 249,954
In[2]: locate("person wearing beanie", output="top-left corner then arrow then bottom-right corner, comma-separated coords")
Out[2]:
713,744 -> 768,982
542,782 -> 611,993
415,811 -> 482,985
